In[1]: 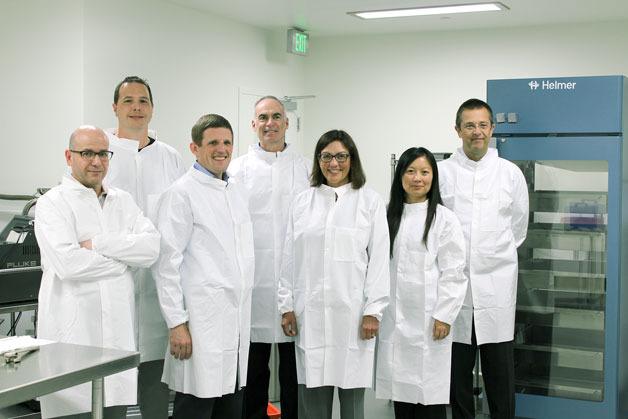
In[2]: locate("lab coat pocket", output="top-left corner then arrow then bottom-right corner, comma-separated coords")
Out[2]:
473,274 -> 498,309
479,197 -> 499,232
188,288 -> 225,351
333,227 -> 357,262
398,284 -> 424,340
426,317 -> 451,348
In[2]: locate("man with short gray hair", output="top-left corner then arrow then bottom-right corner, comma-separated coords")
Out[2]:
229,95 -> 310,419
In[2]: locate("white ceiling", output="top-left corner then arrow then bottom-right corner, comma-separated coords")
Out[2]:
167,0 -> 628,36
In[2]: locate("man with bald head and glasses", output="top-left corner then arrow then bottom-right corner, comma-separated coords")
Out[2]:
35,126 -> 160,419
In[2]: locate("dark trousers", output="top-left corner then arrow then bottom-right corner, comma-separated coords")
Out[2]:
298,385 -> 364,419
393,401 -> 446,419
243,342 -> 298,419
450,324 -> 515,419
138,359 -> 171,419
173,390 -> 243,419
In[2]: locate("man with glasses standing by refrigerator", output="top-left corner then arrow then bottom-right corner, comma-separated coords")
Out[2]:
439,98 -> 529,419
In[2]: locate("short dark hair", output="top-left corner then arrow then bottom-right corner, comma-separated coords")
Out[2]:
455,98 -> 494,128
191,114 -> 233,145
113,76 -> 154,106
387,147 -> 442,256
310,129 -> 366,189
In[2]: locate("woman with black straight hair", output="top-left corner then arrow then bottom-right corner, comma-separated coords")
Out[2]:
376,147 -> 468,419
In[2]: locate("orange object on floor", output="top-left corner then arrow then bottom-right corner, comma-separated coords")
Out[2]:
267,402 -> 281,418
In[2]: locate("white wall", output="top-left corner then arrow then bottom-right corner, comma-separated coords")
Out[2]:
2,3 -> 628,203
0,0 -> 306,200
0,0 -> 84,199
82,0 -> 307,161
304,21 -> 628,197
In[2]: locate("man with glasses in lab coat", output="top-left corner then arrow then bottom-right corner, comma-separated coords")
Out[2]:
439,98 -> 529,419
36,125 -> 160,418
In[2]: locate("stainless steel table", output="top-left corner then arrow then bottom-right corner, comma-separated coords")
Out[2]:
0,302 -> 38,316
0,342 -> 139,419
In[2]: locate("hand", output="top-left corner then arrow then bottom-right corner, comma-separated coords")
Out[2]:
169,323 -> 193,360
79,239 -> 93,250
360,315 -> 379,340
433,319 -> 451,340
281,311 -> 298,337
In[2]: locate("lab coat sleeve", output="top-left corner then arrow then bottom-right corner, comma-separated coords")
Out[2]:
34,194 -> 127,281
277,201 -> 296,314
432,212 -> 468,326
511,167 -> 529,248
151,188 -> 193,329
226,155 -> 243,181
174,150 -> 187,178
362,196 -> 390,321
91,195 -> 160,268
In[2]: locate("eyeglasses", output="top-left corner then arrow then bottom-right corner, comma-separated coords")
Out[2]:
319,152 -> 350,163
69,149 -> 114,160
461,122 -> 492,132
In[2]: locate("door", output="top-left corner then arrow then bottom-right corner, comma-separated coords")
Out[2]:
236,88 -> 305,158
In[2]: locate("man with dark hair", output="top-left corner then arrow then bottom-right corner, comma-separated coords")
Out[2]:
105,76 -> 185,418
36,126 -> 160,418
438,98 -> 529,419
152,114 -> 254,419
113,76 -> 154,106
228,96 -> 309,419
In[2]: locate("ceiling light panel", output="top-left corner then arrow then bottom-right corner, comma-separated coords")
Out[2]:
348,2 -> 509,20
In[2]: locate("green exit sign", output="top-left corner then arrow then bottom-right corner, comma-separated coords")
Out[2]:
287,29 -> 309,56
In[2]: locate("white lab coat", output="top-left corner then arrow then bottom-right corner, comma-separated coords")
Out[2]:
438,148 -> 529,345
152,168 -> 254,398
105,131 -> 186,362
35,174 -> 160,418
228,143 -> 310,343
278,184 -> 390,389
375,201 -> 467,405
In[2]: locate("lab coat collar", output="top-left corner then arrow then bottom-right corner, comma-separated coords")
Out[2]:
332,183 -> 352,198
404,200 -> 428,213
453,147 -> 498,169
249,142 -> 297,164
188,166 -> 229,188
319,182 -> 352,199
193,161 -> 229,182
105,127 -> 157,145
105,130 -> 138,152
61,173 -> 109,198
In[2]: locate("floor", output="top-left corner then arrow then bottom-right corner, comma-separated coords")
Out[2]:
330,389 -> 464,419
